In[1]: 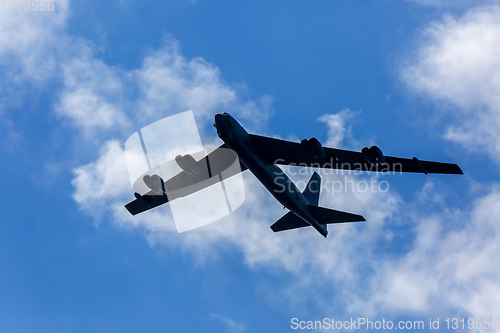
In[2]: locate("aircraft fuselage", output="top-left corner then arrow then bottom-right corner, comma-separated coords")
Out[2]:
214,113 -> 328,237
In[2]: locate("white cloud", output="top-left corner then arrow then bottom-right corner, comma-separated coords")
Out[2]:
51,36 -> 272,137
401,5 -> 500,162
0,1 -> 69,81
56,50 -> 129,135
396,6 -> 500,316
133,38 -> 272,131
408,0 -> 488,6
134,39 -> 236,120
318,108 -> 360,149
1,5 -> 271,136
0,0 -> 131,138
72,140 -> 131,216
370,186 -> 500,317
57,88 -> 129,134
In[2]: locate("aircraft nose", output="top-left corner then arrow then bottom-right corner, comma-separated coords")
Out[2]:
214,112 -> 230,127
215,112 -> 229,119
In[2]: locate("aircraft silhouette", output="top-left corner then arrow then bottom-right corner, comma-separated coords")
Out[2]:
126,113 -> 463,237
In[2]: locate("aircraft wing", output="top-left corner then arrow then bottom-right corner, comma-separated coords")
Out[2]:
250,134 -> 463,174
125,144 -> 247,215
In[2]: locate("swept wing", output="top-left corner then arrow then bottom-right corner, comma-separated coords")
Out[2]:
125,144 -> 247,215
250,134 -> 463,174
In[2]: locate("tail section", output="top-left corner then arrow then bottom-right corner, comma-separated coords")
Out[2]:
270,172 -> 322,233
269,172 -> 365,236
270,206 -> 365,234
302,171 -> 321,206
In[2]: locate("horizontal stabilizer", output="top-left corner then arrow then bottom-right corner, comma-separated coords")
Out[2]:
309,205 -> 365,224
125,192 -> 169,215
125,198 -> 149,215
270,211 -> 309,232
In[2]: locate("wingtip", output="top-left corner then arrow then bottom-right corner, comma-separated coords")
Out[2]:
353,214 -> 366,222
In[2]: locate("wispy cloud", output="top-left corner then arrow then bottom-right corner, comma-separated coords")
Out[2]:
408,0 -> 487,6
368,185 -> 500,316
209,313 -> 247,333
401,5 -> 500,162
133,37 -> 273,131
394,4 -> 500,318
318,108 -> 360,149
0,0 -> 69,80
56,51 -> 129,136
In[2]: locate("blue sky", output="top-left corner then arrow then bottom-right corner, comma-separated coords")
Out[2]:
1,1 -> 500,332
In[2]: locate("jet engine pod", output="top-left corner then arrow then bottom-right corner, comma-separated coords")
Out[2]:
361,145 -> 386,165
301,137 -> 326,159
175,154 -> 202,175
143,174 -> 165,194
369,145 -> 386,164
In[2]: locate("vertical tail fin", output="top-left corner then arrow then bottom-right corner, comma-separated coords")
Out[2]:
302,172 -> 321,206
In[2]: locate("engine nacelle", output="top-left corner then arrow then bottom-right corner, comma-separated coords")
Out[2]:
301,137 -> 326,159
361,145 -> 386,165
175,154 -> 201,175
143,174 -> 165,194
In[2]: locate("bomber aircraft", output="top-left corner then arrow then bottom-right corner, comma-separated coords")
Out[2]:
125,112 -> 463,237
